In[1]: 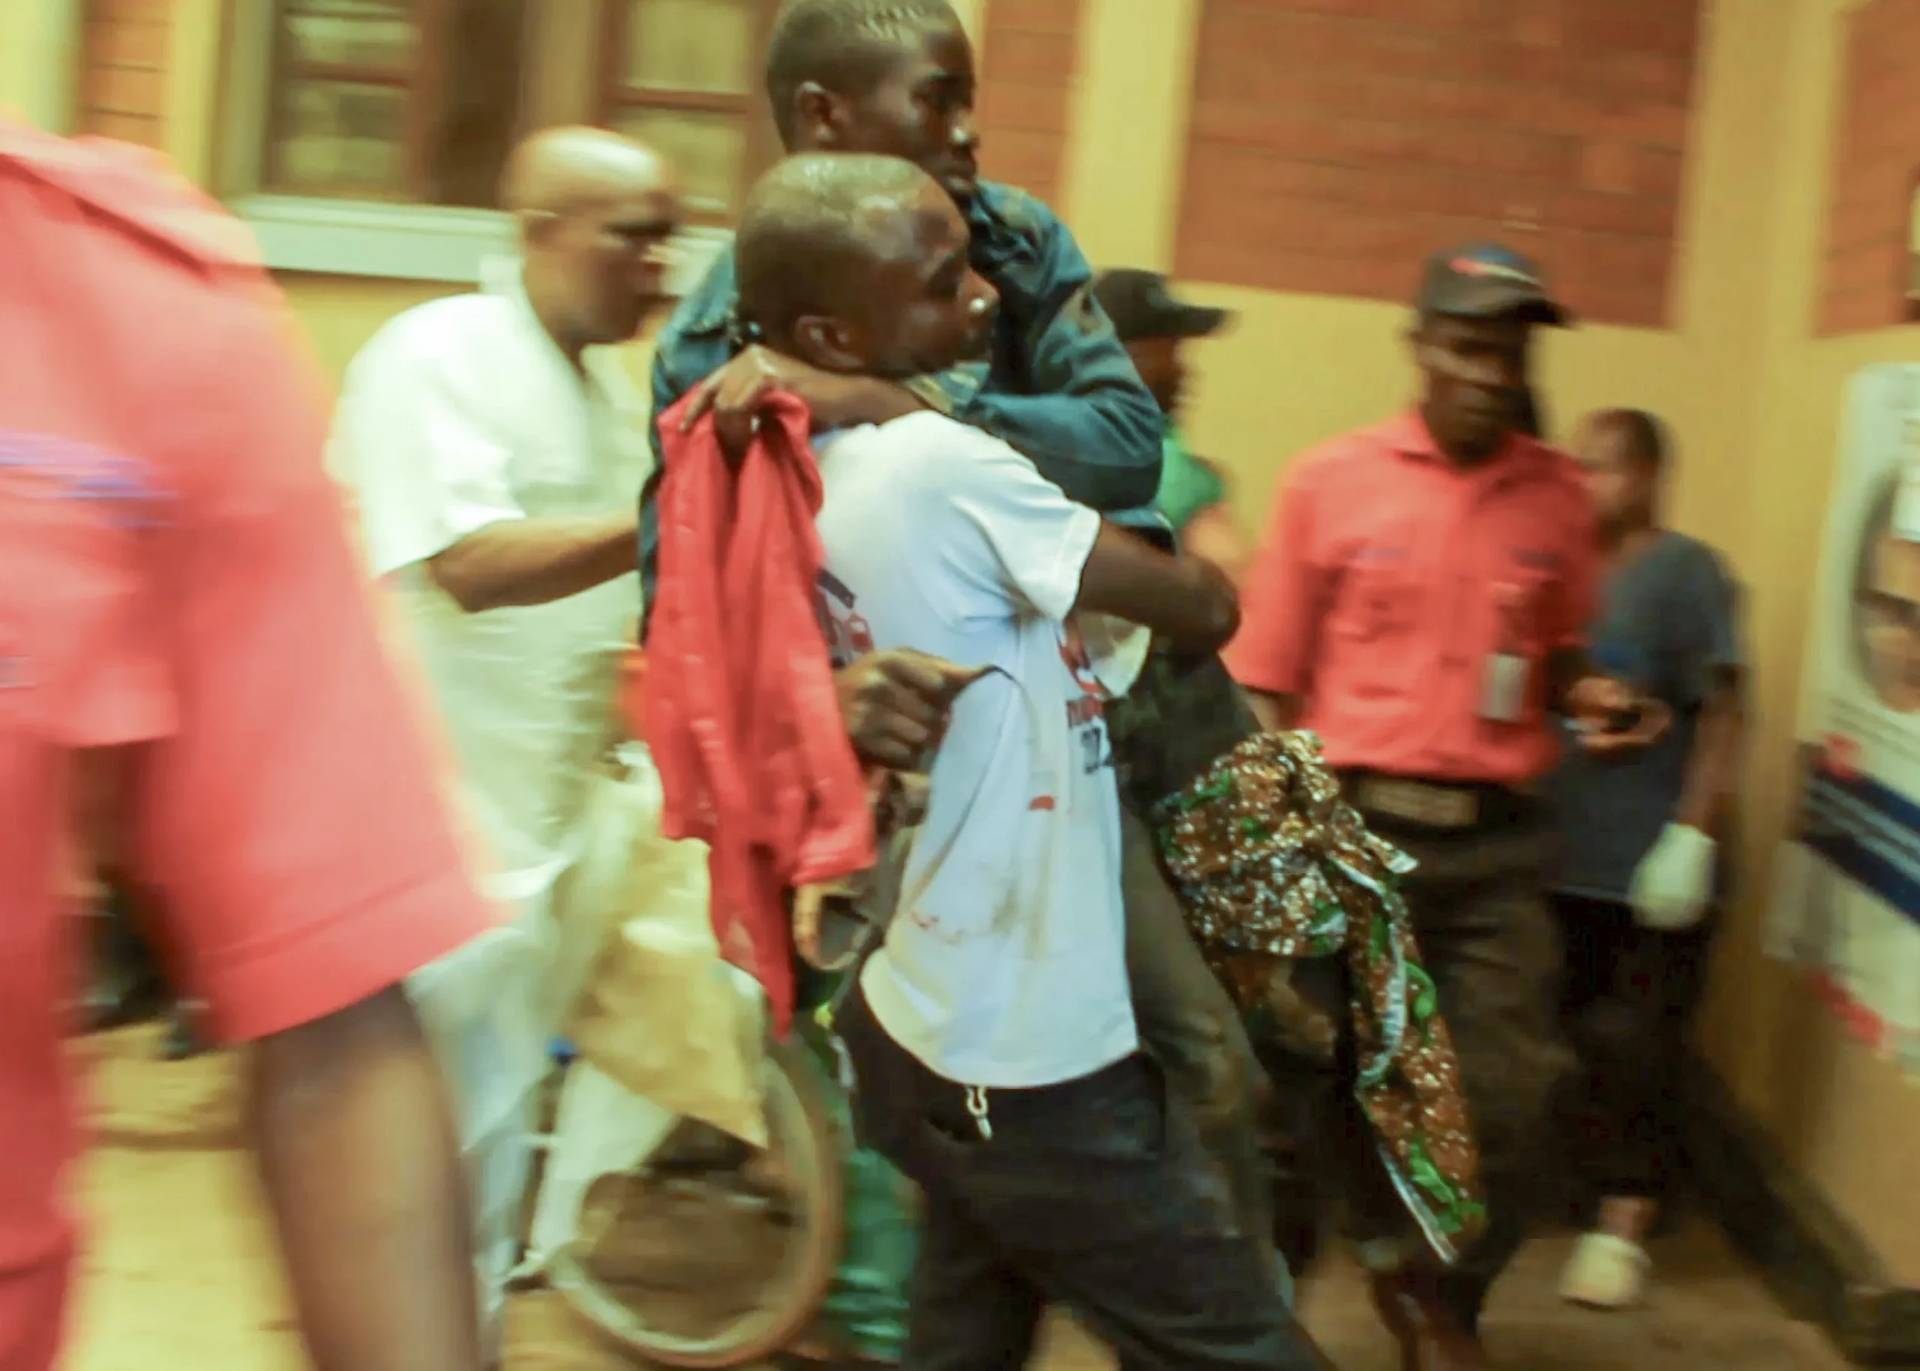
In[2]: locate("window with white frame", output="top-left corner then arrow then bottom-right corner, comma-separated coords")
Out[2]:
221,0 -> 777,279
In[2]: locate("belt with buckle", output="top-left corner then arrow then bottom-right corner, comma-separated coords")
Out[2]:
1342,772 -> 1535,832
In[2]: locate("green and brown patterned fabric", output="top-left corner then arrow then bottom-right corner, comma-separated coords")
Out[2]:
1152,728 -> 1488,1262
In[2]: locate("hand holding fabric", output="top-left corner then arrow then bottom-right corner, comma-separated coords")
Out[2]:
679,345 -> 921,460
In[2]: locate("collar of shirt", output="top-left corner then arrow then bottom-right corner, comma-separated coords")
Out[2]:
1373,409 -> 1560,494
478,259 -> 648,426
479,256 -> 621,409
0,118 -> 261,273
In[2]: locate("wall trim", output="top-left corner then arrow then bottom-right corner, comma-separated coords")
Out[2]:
1684,1053 -> 1920,1365
235,195 -> 732,292
211,2 -> 734,289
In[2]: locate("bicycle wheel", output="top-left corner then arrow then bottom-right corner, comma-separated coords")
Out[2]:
548,1035 -> 845,1367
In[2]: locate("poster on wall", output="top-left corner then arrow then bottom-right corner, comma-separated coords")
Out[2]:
1768,363 -> 1920,1077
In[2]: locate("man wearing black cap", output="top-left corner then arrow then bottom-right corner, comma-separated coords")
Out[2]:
1225,245 -> 1664,1367
1093,269 -> 1250,579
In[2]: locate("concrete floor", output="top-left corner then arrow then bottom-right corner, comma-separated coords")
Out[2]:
63,1026 -> 1848,1370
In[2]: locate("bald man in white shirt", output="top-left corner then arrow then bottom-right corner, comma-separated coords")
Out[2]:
328,126 -> 682,1343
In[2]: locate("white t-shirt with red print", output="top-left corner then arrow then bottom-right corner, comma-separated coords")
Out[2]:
813,412 -> 1136,1088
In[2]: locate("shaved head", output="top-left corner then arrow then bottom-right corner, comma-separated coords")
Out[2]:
500,125 -> 672,218
760,0 -> 980,203
1574,406 -> 1670,536
766,0 -> 958,143
1586,407 -> 1669,474
737,153 -> 933,340
735,152 -> 996,377
502,127 -> 681,360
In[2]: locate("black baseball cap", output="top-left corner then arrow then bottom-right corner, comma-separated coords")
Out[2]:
1092,269 -> 1232,342
1417,243 -> 1571,327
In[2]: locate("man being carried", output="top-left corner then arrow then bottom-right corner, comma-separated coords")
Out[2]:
1551,409 -> 1744,1310
732,151 -> 1327,1371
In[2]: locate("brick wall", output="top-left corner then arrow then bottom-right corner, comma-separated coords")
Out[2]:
76,0 -> 171,149
975,0 -> 1086,210
1174,0 -> 1703,328
1821,0 -> 1920,335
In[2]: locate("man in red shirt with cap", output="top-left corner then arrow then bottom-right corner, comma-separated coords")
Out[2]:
1227,244 -> 1662,1368
0,121 -> 495,1370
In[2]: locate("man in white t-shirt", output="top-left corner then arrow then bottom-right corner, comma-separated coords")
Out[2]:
327,126 -> 680,1335
733,154 -> 1327,1369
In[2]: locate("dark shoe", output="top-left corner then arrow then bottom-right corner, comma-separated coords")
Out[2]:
161,1003 -> 207,1060
78,973 -> 168,1033
1370,1270 -> 1489,1371
78,928 -> 168,1033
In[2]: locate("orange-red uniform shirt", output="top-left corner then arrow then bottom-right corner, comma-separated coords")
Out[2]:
1225,411 -> 1597,786
0,123 -> 497,1370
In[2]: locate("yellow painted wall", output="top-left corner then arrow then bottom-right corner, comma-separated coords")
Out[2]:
278,275 -> 466,378
0,0 -> 79,130
1057,0 -> 1920,1282
1056,0 -> 1776,563
1698,0 -> 1920,1284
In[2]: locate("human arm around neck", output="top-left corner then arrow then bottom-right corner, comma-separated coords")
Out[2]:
676,345 -> 926,458
675,191 -> 1162,509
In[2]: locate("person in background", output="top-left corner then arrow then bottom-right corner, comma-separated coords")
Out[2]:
1226,244 -> 1664,1369
1,120 -> 489,1371
1092,268 -> 1252,579
644,3 -> 1273,1360
1552,409 -> 1744,1311
327,126 -> 684,1336
645,0 -> 1162,578
740,151 -> 1326,1371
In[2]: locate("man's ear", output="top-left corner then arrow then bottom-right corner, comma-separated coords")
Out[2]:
793,313 -> 865,373
516,208 -> 561,248
792,81 -> 848,149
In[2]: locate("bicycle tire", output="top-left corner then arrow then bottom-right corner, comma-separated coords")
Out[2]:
548,1035 -> 845,1367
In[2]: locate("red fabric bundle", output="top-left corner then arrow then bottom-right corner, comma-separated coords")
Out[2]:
642,392 -> 875,1030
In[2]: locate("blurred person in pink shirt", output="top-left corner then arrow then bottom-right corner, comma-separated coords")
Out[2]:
0,121 -> 496,1371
